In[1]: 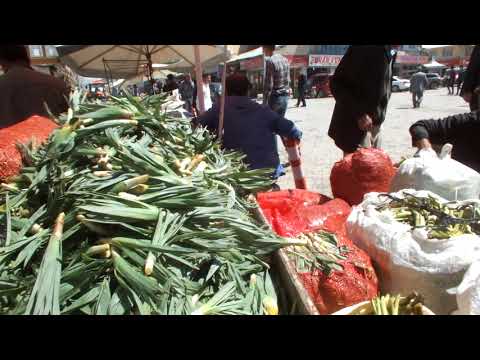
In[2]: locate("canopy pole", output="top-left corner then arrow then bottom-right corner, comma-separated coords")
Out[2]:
194,45 -> 205,114
145,50 -> 154,91
217,57 -> 227,143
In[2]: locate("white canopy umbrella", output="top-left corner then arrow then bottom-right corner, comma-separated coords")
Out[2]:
57,45 -> 229,79
423,59 -> 447,69
58,45 -> 230,114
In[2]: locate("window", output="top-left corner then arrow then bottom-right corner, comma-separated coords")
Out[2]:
45,45 -> 58,58
442,47 -> 453,57
29,45 -> 44,58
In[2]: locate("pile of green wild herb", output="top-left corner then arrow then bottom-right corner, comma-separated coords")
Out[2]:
0,92 -> 303,315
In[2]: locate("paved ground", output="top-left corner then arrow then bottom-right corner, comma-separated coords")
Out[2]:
277,88 -> 470,196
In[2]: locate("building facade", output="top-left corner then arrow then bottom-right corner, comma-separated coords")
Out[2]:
425,45 -> 475,67
398,45 -> 423,54
225,45 -> 434,94
28,45 -> 78,87
227,45 -> 350,97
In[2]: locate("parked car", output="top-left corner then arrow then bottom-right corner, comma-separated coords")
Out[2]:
425,73 -> 443,89
391,76 -> 411,92
306,73 -> 332,98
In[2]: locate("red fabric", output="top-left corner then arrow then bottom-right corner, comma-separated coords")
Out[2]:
0,116 -> 58,181
258,190 -> 349,238
258,190 -> 330,213
330,148 -> 396,206
257,189 -> 379,314
299,227 -> 378,314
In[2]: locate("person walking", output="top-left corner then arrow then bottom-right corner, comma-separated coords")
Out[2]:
410,67 -> 428,108
456,65 -> 465,95
461,45 -> 480,111
296,73 -> 307,107
262,45 -> 290,117
0,45 -> 69,128
328,45 -> 397,156
178,74 -> 195,113
447,66 -> 456,95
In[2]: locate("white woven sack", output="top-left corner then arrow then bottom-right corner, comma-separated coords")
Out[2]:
452,260 -> 480,315
346,189 -> 480,314
390,144 -> 480,201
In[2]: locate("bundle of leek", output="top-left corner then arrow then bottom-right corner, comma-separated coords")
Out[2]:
0,92 -> 296,315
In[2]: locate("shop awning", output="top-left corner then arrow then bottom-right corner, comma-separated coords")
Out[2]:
237,45 -> 261,55
436,57 -> 463,67
228,47 -> 263,63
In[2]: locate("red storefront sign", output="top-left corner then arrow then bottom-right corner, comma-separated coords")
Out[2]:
241,55 -> 309,71
437,57 -> 464,67
285,55 -> 309,68
395,55 -> 429,64
309,54 -> 343,67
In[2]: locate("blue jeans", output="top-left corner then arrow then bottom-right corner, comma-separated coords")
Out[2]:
268,94 -> 289,117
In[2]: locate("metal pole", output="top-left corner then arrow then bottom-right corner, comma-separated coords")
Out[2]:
103,59 -> 111,95
194,45 -> 205,114
145,49 -> 154,95
217,60 -> 227,142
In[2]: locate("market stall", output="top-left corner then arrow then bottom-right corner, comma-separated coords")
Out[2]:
0,94 -> 295,315
3,47 -> 480,316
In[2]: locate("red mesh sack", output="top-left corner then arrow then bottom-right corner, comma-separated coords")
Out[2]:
330,148 -> 396,206
0,116 -> 58,181
298,228 -> 378,314
257,189 -> 378,314
300,198 -> 351,235
299,254 -> 378,314
257,190 -> 347,238
257,190 -> 330,211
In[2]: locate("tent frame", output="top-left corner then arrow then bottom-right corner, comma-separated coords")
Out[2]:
102,58 -> 152,93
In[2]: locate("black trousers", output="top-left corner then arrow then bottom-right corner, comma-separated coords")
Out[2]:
447,83 -> 455,94
296,90 -> 306,107
457,82 -> 463,94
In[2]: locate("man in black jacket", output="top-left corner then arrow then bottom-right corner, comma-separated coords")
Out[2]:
461,45 -> 480,111
0,45 -> 69,128
296,73 -> 307,107
409,111 -> 480,172
328,45 -> 397,156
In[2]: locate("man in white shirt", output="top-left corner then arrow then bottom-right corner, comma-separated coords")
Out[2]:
193,74 -> 213,114
0,45 -> 69,128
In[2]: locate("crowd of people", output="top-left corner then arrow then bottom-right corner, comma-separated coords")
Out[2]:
198,44 -> 480,182
1,44 -> 480,185
325,45 -> 480,175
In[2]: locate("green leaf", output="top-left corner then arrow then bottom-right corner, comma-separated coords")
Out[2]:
108,288 -> 132,315
61,286 -> 101,314
25,217 -> 63,315
94,277 -> 111,315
